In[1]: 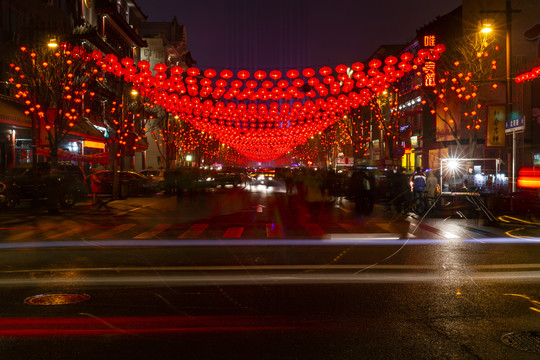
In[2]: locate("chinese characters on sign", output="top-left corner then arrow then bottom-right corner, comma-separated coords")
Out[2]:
487,105 -> 506,147
424,35 -> 436,47
505,116 -> 525,133
423,61 -> 436,87
422,35 -> 436,88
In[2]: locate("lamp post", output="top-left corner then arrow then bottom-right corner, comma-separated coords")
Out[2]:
481,0 -> 520,192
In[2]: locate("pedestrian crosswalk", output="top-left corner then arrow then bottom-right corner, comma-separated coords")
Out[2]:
1,220 -> 499,242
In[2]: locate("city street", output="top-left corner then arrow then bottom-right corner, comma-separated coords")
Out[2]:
0,180 -> 539,358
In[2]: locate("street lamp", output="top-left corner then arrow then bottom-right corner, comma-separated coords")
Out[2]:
480,19 -> 494,34
481,1 -> 520,192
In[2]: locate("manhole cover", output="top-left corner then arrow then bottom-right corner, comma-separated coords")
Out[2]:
24,293 -> 90,306
501,331 -> 540,354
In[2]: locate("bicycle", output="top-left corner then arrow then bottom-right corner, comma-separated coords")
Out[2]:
411,191 -> 428,215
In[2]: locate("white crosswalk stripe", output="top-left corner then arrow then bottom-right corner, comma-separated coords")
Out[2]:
93,224 -> 136,239
134,224 -> 172,239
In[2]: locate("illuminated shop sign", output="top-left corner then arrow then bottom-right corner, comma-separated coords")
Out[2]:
422,35 -> 436,88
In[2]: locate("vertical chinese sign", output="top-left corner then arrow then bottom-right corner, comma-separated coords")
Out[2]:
486,105 -> 505,147
422,35 -> 436,88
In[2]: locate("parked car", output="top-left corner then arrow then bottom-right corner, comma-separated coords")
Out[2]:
139,169 -> 166,190
91,170 -> 153,197
0,163 -> 87,208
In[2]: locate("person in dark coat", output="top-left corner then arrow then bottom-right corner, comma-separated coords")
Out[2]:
392,167 -> 411,213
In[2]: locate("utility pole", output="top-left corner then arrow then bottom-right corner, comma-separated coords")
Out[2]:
481,0 -> 521,192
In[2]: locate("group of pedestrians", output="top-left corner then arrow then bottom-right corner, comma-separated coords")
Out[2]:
390,166 -> 439,214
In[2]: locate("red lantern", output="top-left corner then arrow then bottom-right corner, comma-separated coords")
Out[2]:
384,56 -> 398,65
262,80 -> 274,89
319,66 -> 332,76
433,44 -> 446,53
238,70 -> 250,79
154,63 -> 168,72
269,70 -> 282,80
121,58 -> 134,67
204,69 -> 217,78
246,80 -> 258,88
220,69 -> 233,79
215,79 -> 227,87
277,79 -> 289,88
231,80 -> 243,88
400,52 -> 414,62
368,59 -> 382,68
137,60 -> 150,70
286,69 -> 300,79
351,62 -> 364,71
302,68 -> 315,77
254,70 -> 267,80
335,64 -> 348,73
187,67 -> 200,76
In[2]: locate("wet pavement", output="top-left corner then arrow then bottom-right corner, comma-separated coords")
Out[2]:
0,181 -> 538,358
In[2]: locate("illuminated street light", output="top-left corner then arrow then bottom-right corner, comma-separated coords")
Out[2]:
130,89 -> 138,96
447,159 -> 459,170
47,38 -> 58,48
480,19 -> 494,34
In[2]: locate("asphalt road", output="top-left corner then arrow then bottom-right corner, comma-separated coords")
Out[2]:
0,182 -> 539,359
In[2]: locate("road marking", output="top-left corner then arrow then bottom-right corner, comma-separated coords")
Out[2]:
377,222 -> 416,239
134,224 -> 172,239
266,223 -> 284,238
93,224 -> 136,239
7,263 -> 540,273
417,223 -> 458,239
178,224 -> 208,239
303,223 -> 327,238
223,227 -> 244,238
45,227 -> 84,240
6,229 -> 41,242
6,270 -> 540,287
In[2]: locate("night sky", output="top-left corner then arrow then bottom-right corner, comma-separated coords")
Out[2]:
134,0 -> 461,71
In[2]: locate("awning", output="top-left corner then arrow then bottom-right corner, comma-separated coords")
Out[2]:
0,95 -> 31,128
70,118 -> 108,142
37,146 -> 109,164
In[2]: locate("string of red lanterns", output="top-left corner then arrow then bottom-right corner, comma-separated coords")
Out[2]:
82,44 -> 445,161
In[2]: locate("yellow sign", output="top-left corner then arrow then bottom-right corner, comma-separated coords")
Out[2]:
486,105 -> 505,147
424,35 -> 436,47
423,61 -> 436,87
84,140 -> 106,150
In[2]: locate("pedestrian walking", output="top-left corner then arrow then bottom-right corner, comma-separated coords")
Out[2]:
425,170 -> 439,207
90,168 -> 101,207
392,167 -> 411,213
411,167 -> 426,200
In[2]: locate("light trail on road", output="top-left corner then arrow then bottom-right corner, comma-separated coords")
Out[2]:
0,237 -> 539,250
